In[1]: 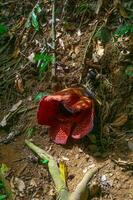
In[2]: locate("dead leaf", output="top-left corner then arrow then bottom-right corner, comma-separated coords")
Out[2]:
74,46 -> 80,55
114,0 -> 128,18
0,100 -> 22,127
28,52 -> 35,63
96,41 -> 104,56
10,100 -> 22,112
111,113 -> 128,127
59,38 -> 65,49
15,74 -> 24,94
92,40 -> 104,62
12,48 -> 20,58
30,179 -> 37,187
14,177 -> 25,192
77,29 -> 82,37
95,0 -> 104,14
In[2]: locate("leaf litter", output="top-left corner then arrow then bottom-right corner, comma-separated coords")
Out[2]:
0,0 -> 133,199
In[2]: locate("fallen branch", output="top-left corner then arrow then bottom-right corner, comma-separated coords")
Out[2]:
25,140 -> 98,200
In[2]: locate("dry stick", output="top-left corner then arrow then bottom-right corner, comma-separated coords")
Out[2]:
80,22 -> 99,84
25,140 -> 98,200
61,0 -> 69,20
51,0 -> 56,77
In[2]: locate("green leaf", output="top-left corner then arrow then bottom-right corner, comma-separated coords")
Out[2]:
34,92 -> 49,102
25,128 -> 35,138
95,26 -> 110,43
39,62 -> 48,74
125,66 -> 133,77
35,4 -> 42,13
0,195 -> 7,200
0,181 -> 4,189
34,53 -> 53,76
40,159 -> 49,164
0,164 -> 9,175
88,133 -> 97,144
34,53 -> 53,62
114,23 -> 133,38
31,11 -> 39,31
0,24 -> 8,35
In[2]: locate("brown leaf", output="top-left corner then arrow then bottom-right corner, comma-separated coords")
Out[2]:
15,74 -> 24,94
114,0 -> 128,18
111,113 -> 128,127
95,0 -> 104,14
12,48 -> 20,58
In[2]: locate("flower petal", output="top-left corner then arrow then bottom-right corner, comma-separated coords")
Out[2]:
37,96 -> 59,126
71,107 -> 94,139
49,122 -> 72,144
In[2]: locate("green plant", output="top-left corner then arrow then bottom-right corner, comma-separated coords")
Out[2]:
34,52 -> 53,77
75,1 -> 91,16
0,24 -> 8,36
25,3 -> 42,31
95,26 -> 110,43
114,23 -> 133,38
0,195 -> 7,200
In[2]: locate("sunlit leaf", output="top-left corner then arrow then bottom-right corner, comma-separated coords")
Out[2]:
35,4 -> 42,13
40,159 -> 49,164
0,164 -> 9,176
25,3 -> 41,31
114,23 -> 133,38
59,161 -> 68,184
31,11 -> 39,31
0,195 -> 7,200
34,53 -> 53,76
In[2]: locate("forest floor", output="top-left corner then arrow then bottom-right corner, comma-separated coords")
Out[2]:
0,1 -> 133,200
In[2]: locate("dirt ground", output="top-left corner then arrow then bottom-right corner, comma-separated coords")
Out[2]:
0,0 -> 133,200
0,120 -> 133,200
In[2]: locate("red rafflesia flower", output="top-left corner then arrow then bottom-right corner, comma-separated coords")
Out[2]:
37,88 -> 94,144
